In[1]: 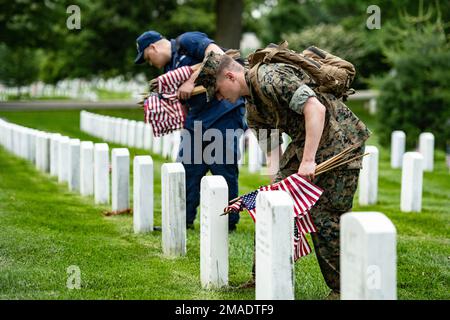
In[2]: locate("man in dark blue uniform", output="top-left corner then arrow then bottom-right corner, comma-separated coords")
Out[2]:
135,30 -> 246,231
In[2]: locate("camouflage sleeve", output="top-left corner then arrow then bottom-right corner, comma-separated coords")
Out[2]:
259,64 -> 316,115
289,84 -> 316,114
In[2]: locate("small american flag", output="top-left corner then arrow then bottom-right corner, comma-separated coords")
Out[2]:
224,173 -> 323,261
144,66 -> 193,137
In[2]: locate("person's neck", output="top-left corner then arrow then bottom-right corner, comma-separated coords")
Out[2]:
239,72 -> 250,97
162,39 -> 172,61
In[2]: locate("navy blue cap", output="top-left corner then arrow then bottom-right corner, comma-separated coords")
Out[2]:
134,31 -> 163,64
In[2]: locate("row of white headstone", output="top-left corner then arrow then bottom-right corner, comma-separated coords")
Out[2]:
358,131 -> 434,212
390,130 -> 434,171
0,76 -> 145,101
80,110 -> 286,173
0,118 -> 154,233
198,174 -> 398,299
156,166 -> 398,300
80,110 -> 180,161
0,118 -> 398,299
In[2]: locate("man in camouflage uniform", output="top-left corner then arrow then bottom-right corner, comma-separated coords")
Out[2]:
195,52 -> 371,296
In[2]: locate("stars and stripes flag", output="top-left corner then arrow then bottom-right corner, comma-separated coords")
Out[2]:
143,66 -> 193,137
225,173 -> 323,261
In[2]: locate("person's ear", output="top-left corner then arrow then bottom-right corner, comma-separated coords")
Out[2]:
150,43 -> 157,53
225,71 -> 235,81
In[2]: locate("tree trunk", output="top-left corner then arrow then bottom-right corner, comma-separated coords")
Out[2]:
215,0 -> 243,49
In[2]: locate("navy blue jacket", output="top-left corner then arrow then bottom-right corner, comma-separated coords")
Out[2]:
164,31 -> 245,131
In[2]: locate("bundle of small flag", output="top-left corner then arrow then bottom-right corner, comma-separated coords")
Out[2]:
142,66 -> 193,137
225,173 -> 323,261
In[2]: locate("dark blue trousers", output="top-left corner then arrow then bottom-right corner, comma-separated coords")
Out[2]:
178,106 -> 246,227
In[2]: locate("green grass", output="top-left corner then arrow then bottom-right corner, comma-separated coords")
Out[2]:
0,102 -> 448,300
93,88 -> 131,100
3,88 -> 131,102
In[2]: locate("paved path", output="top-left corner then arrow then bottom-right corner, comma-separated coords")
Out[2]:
0,90 -> 378,111
0,100 -> 138,111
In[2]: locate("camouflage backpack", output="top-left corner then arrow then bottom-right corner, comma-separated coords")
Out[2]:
247,41 -> 356,103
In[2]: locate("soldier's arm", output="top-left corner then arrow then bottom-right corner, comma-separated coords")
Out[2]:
182,43 -> 224,87
298,96 -> 326,180
178,34 -> 224,100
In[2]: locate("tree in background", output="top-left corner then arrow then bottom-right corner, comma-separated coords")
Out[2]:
0,44 -> 39,97
283,24 -> 384,89
372,1 -> 450,150
216,0 -> 244,49
2,0 -> 449,89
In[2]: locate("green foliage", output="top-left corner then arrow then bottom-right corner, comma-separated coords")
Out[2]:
283,24 -> 387,88
0,44 -> 40,92
257,0 -> 329,45
372,4 -> 450,150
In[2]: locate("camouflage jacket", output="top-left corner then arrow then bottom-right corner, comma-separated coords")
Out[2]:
245,63 -> 371,169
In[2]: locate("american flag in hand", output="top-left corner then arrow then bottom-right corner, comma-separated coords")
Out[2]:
143,66 -> 192,137
224,173 -> 323,261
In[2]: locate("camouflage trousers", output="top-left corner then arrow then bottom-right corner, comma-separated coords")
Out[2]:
273,154 -> 361,292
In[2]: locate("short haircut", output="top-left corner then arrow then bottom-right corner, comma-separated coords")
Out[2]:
217,55 -> 244,78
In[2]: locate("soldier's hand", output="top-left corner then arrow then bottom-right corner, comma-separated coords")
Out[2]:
177,80 -> 195,100
298,160 -> 316,181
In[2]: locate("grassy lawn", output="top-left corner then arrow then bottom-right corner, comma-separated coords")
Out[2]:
0,102 -> 448,300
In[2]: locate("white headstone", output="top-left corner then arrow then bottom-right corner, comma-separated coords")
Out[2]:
152,135 -> 162,155
171,131 -> 181,162
120,119 -> 128,145
113,118 -> 122,144
80,110 -> 87,132
28,130 -> 37,164
80,141 -> 94,196
161,163 -> 186,257
13,126 -> 21,156
418,132 -> 434,172
255,191 -> 294,300
401,152 -> 423,212
248,130 -> 262,173
35,132 -> 50,172
390,131 -> 405,168
133,156 -> 154,233
33,132 -> 42,169
19,128 -> 29,159
107,117 -> 115,143
200,176 -> 229,289
162,134 -> 172,159
135,122 -> 145,149
341,211 -> 397,300
111,148 -> 130,211
143,123 -> 153,151
50,133 -> 62,176
58,136 -> 70,183
359,145 -> 379,206
127,121 -> 136,147
94,143 -> 110,204
68,139 -> 81,192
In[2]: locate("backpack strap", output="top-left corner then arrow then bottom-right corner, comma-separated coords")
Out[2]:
247,63 -> 281,128
248,63 -> 273,108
